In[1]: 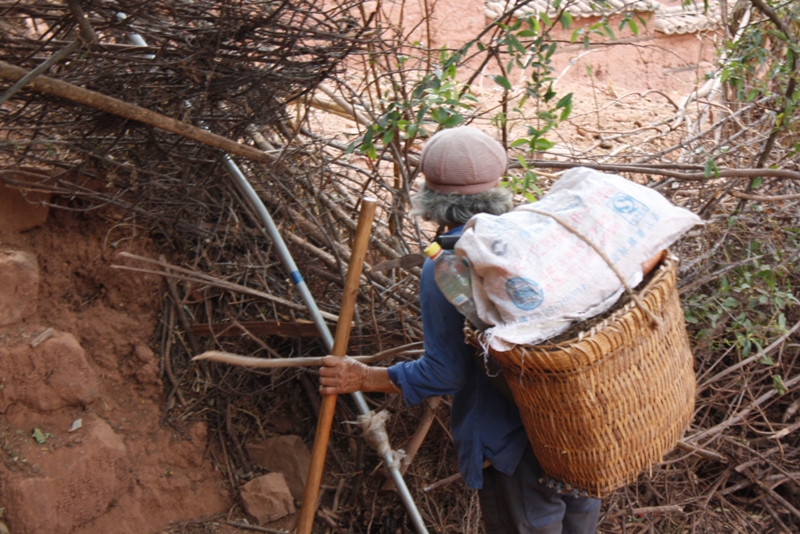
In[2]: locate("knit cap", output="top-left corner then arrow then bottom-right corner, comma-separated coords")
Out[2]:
419,127 -> 507,195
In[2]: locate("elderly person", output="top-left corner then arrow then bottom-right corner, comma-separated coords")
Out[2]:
320,127 -> 602,533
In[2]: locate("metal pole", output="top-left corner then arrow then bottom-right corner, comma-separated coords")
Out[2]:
223,157 -> 428,534
222,156 -> 336,351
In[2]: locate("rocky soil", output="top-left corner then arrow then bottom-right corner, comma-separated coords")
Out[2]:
0,198 -> 233,533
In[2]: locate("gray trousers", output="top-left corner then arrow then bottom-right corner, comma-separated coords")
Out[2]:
478,446 -> 601,534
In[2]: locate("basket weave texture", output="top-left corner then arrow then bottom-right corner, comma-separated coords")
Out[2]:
468,256 -> 695,497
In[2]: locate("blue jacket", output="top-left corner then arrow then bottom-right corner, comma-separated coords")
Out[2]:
387,236 -> 529,489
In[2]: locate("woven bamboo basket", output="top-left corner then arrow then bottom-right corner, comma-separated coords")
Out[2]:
466,254 -> 695,497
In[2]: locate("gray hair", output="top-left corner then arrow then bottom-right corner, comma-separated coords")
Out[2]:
410,184 -> 513,227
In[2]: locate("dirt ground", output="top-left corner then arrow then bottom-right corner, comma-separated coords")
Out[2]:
0,205 -> 233,533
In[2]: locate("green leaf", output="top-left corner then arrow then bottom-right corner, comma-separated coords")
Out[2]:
32,428 -> 47,444
416,105 -> 429,124
533,137 -> 556,151
516,154 -> 528,169
381,128 -> 395,145
361,127 -> 374,148
510,138 -> 530,148
442,114 -> 465,128
560,11 -> 573,29
492,75 -> 513,91
523,170 -> 538,188
759,354 -> 775,366
704,158 -> 719,178
721,297 -> 739,309
505,34 -> 527,55
773,374 -> 787,395
556,93 -> 573,121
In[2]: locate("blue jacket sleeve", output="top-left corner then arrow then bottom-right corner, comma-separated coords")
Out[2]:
387,258 -> 475,406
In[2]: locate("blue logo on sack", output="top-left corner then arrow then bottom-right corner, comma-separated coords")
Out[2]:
607,193 -> 649,226
505,278 -> 544,311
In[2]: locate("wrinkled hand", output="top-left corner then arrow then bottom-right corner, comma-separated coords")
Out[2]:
319,355 -> 369,395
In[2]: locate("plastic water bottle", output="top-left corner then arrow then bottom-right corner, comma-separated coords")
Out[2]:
424,242 -> 490,330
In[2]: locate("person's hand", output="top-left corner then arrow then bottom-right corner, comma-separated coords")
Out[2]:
319,355 -> 369,395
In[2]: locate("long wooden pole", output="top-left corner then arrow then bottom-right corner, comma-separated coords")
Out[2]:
296,197 -> 377,534
0,61 -> 274,164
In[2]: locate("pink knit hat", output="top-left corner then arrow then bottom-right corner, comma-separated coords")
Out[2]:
419,127 -> 507,195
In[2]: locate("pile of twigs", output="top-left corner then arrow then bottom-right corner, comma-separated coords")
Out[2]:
2,1 -> 799,533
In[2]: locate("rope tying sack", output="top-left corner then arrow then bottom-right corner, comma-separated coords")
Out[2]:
525,206 -> 664,329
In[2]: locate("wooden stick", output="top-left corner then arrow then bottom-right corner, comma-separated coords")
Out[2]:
381,396 -> 441,491
513,159 -> 800,181
422,472 -> 462,493
631,505 -> 684,516
685,372 -> 800,445
296,198 -> 377,534
192,343 -> 424,368
0,61 -> 274,164
675,440 -> 728,464
190,319 -> 321,339
112,252 -> 341,323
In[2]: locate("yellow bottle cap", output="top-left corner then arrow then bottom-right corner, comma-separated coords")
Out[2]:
424,242 -> 442,259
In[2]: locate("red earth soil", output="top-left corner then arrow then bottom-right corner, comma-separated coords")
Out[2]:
0,192 -> 231,533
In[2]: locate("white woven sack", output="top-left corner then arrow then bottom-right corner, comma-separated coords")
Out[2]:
456,167 -> 702,351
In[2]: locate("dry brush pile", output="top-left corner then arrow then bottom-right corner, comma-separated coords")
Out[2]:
1,1 -> 799,533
